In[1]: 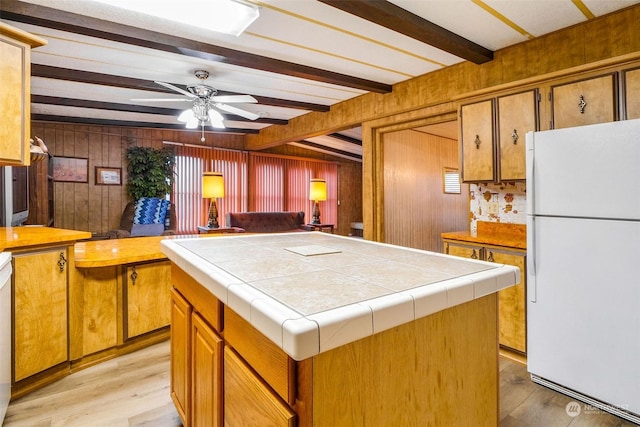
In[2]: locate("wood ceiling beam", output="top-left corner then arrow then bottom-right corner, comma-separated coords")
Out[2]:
318,0 -> 494,64
31,65 -> 328,113
31,95 -> 289,125
2,1 -> 392,93
32,115 -> 261,134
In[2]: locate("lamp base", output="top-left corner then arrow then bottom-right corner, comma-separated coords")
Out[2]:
311,201 -> 321,225
207,199 -> 220,229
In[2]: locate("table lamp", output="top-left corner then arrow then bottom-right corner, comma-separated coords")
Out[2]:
202,172 -> 225,228
309,178 -> 327,225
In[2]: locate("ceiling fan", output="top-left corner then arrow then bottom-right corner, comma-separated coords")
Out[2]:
133,70 -> 259,139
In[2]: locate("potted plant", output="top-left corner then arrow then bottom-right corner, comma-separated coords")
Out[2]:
125,146 -> 176,200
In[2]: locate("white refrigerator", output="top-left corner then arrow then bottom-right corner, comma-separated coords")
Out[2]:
526,119 -> 640,424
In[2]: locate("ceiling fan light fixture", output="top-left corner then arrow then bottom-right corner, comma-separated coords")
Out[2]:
185,117 -> 199,129
208,109 -> 224,123
177,109 -> 195,122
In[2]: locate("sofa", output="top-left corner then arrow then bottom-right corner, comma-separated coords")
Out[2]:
225,211 -> 314,233
106,200 -> 177,239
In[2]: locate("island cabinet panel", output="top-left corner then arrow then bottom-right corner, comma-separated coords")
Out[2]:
191,313 -> 224,427
460,99 -> 495,182
623,67 -> 640,120
13,247 -> 69,381
551,73 -> 617,129
311,294 -> 498,427
170,289 -> 191,426
224,347 -> 296,427
497,90 -> 538,181
124,260 -> 171,339
81,266 -> 119,356
224,306 -> 296,405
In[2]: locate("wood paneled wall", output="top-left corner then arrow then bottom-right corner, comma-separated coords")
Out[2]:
28,122 -> 362,236
383,129 -> 468,252
29,122 -> 244,235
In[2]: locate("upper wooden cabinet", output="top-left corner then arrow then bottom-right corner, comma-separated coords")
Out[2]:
551,73 -> 617,129
0,23 -> 46,166
460,89 -> 537,183
497,90 -> 538,181
623,67 -> 640,120
460,99 -> 495,182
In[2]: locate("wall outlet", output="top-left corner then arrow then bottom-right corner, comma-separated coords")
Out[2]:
487,201 -> 499,215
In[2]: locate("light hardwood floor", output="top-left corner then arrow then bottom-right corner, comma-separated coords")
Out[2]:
4,341 -> 636,426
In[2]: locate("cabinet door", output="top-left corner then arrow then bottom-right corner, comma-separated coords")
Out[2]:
444,242 -> 482,260
552,74 -> 617,129
460,99 -> 495,182
0,32 -> 31,165
623,67 -> 640,120
224,347 -> 296,427
192,313 -> 223,427
13,248 -> 68,381
497,90 -> 537,181
82,267 -> 118,356
125,261 -> 171,339
171,289 -> 192,426
486,250 -> 526,353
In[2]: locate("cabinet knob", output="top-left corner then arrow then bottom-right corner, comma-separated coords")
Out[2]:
131,266 -> 138,285
487,251 -> 495,262
471,249 -> 478,259
511,129 -> 519,144
578,95 -> 587,114
57,252 -> 67,272
474,134 -> 481,149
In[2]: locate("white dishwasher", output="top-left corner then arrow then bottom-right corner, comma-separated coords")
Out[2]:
0,252 -> 12,423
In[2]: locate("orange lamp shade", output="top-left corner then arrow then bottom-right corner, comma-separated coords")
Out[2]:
309,178 -> 327,201
202,172 -> 225,198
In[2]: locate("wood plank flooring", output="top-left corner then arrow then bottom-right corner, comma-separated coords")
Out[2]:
4,340 -> 636,426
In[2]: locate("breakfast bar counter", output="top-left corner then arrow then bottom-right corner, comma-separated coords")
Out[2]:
162,232 -> 519,426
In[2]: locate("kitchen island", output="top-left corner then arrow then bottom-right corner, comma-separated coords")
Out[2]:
161,232 -> 519,426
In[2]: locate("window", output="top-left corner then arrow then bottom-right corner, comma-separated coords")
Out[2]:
443,167 -> 461,194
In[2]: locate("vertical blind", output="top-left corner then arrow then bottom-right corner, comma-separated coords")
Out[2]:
172,144 -> 338,233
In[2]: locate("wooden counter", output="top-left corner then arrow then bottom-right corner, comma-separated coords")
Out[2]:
0,226 -> 91,250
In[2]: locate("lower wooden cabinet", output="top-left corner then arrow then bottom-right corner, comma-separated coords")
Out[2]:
224,347 -> 296,427
170,289 -> 191,425
125,261 -> 172,339
13,247 -> 70,381
444,241 -> 527,354
191,313 -> 224,427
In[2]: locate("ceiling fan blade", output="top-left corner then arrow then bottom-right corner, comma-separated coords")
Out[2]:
131,98 -> 192,102
215,103 -> 260,120
210,94 -> 257,104
154,81 -> 195,98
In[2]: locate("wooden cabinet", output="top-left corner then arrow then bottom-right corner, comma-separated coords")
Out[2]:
0,23 -> 46,166
460,90 -> 537,183
443,240 -> 526,354
460,99 -> 495,182
224,347 -> 296,427
13,247 -> 70,381
191,313 -> 224,427
170,289 -> 191,425
623,67 -> 640,120
125,261 -> 171,339
551,73 -> 617,129
81,266 -> 119,356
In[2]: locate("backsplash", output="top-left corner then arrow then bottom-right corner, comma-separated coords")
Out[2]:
469,182 -> 527,235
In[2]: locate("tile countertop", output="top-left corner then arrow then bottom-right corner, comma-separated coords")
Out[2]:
161,232 -> 520,361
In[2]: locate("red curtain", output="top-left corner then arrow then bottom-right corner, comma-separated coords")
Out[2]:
171,144 -> 338,233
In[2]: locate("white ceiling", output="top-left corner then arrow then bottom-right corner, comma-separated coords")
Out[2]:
2,0 -> 639,162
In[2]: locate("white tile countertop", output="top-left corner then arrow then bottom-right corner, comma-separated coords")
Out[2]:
161,232 -> 519,361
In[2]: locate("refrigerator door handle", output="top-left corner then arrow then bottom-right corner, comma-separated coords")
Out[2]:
527,215 -> 536,302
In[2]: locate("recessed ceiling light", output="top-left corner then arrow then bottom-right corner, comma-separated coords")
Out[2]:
92,0 -> 259,36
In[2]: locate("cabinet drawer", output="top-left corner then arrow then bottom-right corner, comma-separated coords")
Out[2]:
224,347 -> 296,427
223,306 -> 296,405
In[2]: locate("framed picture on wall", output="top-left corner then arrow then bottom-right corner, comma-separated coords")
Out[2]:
95,166 -> 122,185
52,157 -> 89,183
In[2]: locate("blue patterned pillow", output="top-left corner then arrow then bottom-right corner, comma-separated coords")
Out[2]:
133,197 -> 170,226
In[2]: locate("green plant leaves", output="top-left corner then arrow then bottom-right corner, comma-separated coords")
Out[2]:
126,146 -> 176,201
